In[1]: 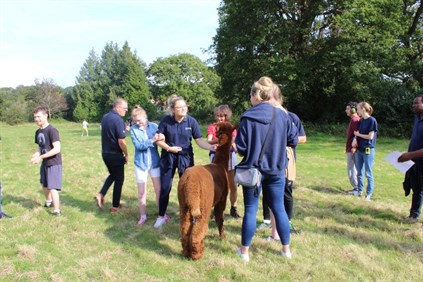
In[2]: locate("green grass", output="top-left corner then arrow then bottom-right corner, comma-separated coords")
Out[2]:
0,122 -> 422,282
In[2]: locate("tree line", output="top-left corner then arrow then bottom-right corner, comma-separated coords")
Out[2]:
1,0 -> 422,137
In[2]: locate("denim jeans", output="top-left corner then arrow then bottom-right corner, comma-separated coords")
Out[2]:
355,148 -> 375,196
241,173 -> 290,246
346,152 -> 358,190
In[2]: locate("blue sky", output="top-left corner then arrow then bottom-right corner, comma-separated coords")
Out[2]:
0,0 -> 220,88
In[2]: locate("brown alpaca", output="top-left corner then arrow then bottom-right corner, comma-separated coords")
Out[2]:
177,122 -> 234,260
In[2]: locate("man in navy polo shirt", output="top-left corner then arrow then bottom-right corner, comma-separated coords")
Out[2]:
398,95 -> 423,223
95,98 -> 129,212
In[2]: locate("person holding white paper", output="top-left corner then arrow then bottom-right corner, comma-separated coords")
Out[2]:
398,95 -> 423,224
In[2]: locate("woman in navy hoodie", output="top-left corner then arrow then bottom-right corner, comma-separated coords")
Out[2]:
235,76 -> 298,261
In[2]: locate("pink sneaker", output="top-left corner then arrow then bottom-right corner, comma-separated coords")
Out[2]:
137,216 -> 147,226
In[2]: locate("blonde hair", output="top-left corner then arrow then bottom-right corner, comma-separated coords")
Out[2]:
131,105 -> 147,118
167,95 -> 186,116
358,102 -> 373,115
272,84 -> 284,105
250,76 -> 274,102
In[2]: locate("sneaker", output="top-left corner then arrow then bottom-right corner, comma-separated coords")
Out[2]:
44,201 -> 52,208
264,236 -> 279,242
230,206 -> 241,219
50,209 -> 61,216
280,250 -> 292,259
350,190 -> 362,197
94,194 -> 104,209
365,195 -> 372,202
136,216 -> 147,226
257,222 -> 272,230
403,216 -> 419,224
109,204 -> 122,213
153,214 -> 170,228
346,189 -> 358,194
236,248 -> 250,262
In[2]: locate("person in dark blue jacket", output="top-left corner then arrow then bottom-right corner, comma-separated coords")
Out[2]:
153,95 -> 215,228
235,76 -> 298,262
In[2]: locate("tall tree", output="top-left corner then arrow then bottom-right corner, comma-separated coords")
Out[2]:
147,53 -> 220,121
73,49 -> 102,121
34,78 -> 68,118
211,0 -> 422,124
73,42 -> 151,121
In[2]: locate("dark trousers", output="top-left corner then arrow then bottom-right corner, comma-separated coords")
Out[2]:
100,153 -> 125,208
408,164 -> 423,218
263,179 -> 294,221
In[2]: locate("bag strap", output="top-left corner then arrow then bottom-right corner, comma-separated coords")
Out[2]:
258,107 -> 276,166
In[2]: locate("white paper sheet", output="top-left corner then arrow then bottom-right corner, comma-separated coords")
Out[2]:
384,151 -> 414,174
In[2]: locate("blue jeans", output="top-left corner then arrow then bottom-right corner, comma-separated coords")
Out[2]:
355,149 -> 375,196
241,173 -> 290,246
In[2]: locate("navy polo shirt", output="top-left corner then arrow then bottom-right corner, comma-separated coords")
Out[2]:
101,110 -> 126,154
157,114 -> 202,151
408,115 -> 423,164
357,116 -> 378,151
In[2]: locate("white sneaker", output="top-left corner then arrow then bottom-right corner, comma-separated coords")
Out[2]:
153,215 -> 170,228
365,195 -> 372,202
351,190 -> 362,197
236,248 -> 250,262
281,250 -> 292,259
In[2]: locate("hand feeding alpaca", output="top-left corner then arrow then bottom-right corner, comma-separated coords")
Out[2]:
178,122 -> 235,260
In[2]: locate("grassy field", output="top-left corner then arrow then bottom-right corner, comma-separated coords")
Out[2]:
0,121 -> 422,282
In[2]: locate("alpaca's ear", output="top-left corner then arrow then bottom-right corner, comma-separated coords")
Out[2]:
232,124 -> 239,133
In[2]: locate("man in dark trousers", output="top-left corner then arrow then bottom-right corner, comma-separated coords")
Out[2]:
398,95 -> 423,224
95,98 -> 129,212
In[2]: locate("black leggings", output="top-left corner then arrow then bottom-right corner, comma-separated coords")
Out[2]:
263,179 -> 294,221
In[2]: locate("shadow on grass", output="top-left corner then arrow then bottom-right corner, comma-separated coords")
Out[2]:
294,194 -> 423,258
306,185 -> 345,195
3,194 -> 40,210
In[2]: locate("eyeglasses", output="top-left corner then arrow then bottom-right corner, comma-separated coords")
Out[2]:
175,105 -> 187,109
119,106 -> 128,110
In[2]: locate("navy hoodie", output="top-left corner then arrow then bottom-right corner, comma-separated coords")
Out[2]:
235,102 -> 298,175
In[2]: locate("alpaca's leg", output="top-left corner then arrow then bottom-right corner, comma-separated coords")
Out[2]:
214,201 -> 226,238
179,206 -> 192,258
190,209 -> 211,260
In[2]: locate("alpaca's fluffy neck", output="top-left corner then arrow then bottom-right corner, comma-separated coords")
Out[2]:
212,137 -> 232,169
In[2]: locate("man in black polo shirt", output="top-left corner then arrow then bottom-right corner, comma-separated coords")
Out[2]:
398,95 -> 423,223
95,98 -> 129,212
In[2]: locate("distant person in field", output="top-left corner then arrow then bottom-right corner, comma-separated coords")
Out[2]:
351,102 -> 378,201
82,119 -> 89,136
398,95 -> 423,224
207,104 -> 241,219
129,105 -> 163,226
30,106 -> 63,216
345,102 -> 360,195
95,98 -> 129,213
153,95 -> 215,228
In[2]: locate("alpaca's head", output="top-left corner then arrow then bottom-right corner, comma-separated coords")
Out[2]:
215,122 -> 236,146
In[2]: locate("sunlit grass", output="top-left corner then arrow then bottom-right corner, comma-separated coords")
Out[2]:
0,121 -> 422,281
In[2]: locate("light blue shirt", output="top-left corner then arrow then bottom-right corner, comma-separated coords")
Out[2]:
130,121 -> 160,170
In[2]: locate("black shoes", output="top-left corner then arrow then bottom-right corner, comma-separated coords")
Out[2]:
230,206 -> 241,219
